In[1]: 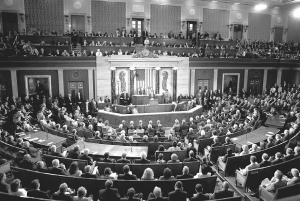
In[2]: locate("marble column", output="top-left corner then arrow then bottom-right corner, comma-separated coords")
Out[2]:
190,69 -> 195,96
213,69 -> 218,91
10,70 -> 18,98
263,69 -> 268,92
57,70 -> 64,96
129,67 -> 135,97
244,69 -> 248,91
88,69 -> 94,100
277,69 -> 282,85
110,67 -> 116,104
173,67 -> 178,102
155,67 -> 160,94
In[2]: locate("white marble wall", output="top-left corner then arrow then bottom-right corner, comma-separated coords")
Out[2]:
177,58 -> 190,98
96,57 -> 111,100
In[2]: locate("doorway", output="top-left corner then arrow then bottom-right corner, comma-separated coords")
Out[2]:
186,21 -> 197,40
233,24 -> 243,40
274,27 -> 283,42
69,82 -> 84,100
0,83 -> 7,99
71,15 -> 85,32
132,18 -> 144,44
198,79 -> 209,92
2,12 -> 18,35
249,79 -> 261,95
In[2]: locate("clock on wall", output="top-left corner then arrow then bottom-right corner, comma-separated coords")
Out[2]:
4,0 -> 14,6
189,9 -> 196,16
202,70 -> 208,77
253,70 -> 259,77
277,17 -> 282,23
236,13 -> 242,20
74,1 -> 82,9
72,71 -> 80,79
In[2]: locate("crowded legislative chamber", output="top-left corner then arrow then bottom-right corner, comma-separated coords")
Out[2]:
1,0 -> 300,201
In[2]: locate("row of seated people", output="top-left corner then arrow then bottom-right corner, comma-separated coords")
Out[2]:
0,172 -> 235,201
200,44 -> 237,50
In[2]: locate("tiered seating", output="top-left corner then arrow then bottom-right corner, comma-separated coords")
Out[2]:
11,166 -> 217,200
260,182 -> 300,201
0,140 -> 26,159
155,150 -> 188,162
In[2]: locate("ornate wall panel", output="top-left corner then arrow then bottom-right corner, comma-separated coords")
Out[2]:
24,0 -> 64,32
287,16 -> 300,42
150,4 -> 181,36
91,1 -> 126,34
248,13 -> 271,41
203,8 -> 230,39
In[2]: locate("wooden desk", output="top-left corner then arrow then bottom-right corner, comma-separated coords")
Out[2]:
18,131 -> 66,153
20,35 -> 71,45
67,141 -> 148,159
231,126 -> 278,149
265,115 -> 285,128
132,95 -> 149,105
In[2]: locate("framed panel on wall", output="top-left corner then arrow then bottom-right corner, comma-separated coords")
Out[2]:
25,75 -> 52,97
222,73 -> 240,95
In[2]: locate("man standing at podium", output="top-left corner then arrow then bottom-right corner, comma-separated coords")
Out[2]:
149,88 -> 155,100
163,89 -> 171,103
120,90 -> 130,105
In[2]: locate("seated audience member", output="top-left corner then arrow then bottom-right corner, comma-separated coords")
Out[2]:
73,186 -> 92,201
0,172 -> 10,193
239,155 -> 259,176
27,179 -> 50,199
141,168 -> 155,180
49,145 -> 64,157
81,165 -> 97,178
222,137 -> 233,146
148,186 -> 168,201
100,167 -> 117,180
18,154 -> 35,170
249,144 -> 261,153
156,124 -> 165,136
259,153 -> 271,168
23,141 -> 39,158
270,152 -> 283,165
118,165 -> 137,180
164,134 -> 174,142
134,151 -> 150,164
211,137 -> 222,147
260,170 -> 287,194
283,148 -> 294,161
156,153 -> 166,163
10,179 -> 27,197
183,150 -> 198,162
211,181 -> 234,199
36,161 -> 48,173
176,166 -> 193,179
221,148 -> 234,163
48,159 -> 67,175
157,145 -> 165,152
121,188 -> 141,201
99,179 -> 120,200
159,168 -> 175,180
168,141 -> 181,151
266,136 -> 275,148
67,161 -> 82,177
78,148 -> 93,165
239,145 -> 249,156
190,184 -> 210,201
140,135 -> 149,142
167,153 -> 180,163
194,164 -> 211,178
285,168 -> 300,186
117,152 -> 131,163
66,145 -> 80,159
294,146 -> 300,157
168,181 -> 187,201
52,183 -> 73,201
103,152 -> 115,163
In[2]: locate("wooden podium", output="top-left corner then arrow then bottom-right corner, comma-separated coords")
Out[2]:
132,95 -> 149,105
149,99 -> 158,105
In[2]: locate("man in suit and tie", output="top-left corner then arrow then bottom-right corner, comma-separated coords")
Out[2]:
89,99 -> 98,115
116,153 -> 131,164
190,184 -> 210,201
120,90 -> 130,105
117,165 -> 137,180
259,153 -> 271,168
134,151 -> 150,164
27,179 -> 50,199
78,148 -> 94,165
65,94 -> 74,112
142,28 -> 149,43
168,181 -> 187,201
76,92 -> 84,107
211,182 -> 234,199
176,166 -> 193,179
99,179 -> 120,200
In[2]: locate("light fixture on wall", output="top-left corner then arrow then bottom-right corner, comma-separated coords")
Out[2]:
228,24 -> 233,31
254,3 -> 267,11
244,25 -> 249,32
293,8 -> 300,18
87,16 -> 91,25
271,27 -> 275,33
64,15 -> 69,24
19,13 -> 24,23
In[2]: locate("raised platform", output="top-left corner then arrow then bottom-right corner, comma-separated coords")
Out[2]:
97,105 -> 203,127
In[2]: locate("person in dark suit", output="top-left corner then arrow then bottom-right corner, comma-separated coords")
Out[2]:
99,179 -> 120,200
263,170 -> 287,194
89,99 -> 98,115
66,145 -> 80,159
286,168 -> 300,186
0,172 -> 10,193
78,148 -> 94,165
52,183 -> 73,201
65,94 -> 74,112
183,150 -> 198,162
221,148 -> 234,163
179,119 -> 189,133
27,179 -> 50,199
75,92 -> 84,107
190,183 -> 210,201
148,186 -> 168,201
120,90 -> 130,105
168,181 -> 187,201
176,166 -> 194,179
18,154 -> 35,170
120,188 -> 141,201
118,165 -> 137,180
259,153 -> 271,168
134,151 -> 150,164
117,152 -> 131,164
211,137 -> 222,147
102,152 -> 116,163
81,165 -> 98,178
48,159 -> 67,175
270,152 -> 283,165
48,145 -> 64,157
211,182 -> 234,199
283,148 -> 294,161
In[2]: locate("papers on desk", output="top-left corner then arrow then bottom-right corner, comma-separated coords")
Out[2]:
92,152 -> 98,155
231,138 -> 238,141
62,150 -> 67,157
247,141 -> 254,144
37,139 -> 45,143
28,138 -> 38,142
267,132 -> 274,134
46,142 -> 53,146
33,130 -> 38,132
266,134 -> 273,137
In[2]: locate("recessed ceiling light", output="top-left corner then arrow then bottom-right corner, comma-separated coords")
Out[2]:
255,4 -> 267,11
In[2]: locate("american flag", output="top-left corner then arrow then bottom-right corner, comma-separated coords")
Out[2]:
136,69 -> 145,81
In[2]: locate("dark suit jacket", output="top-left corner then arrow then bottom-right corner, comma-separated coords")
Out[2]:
66,150 -> 80,159
81,173 -> 97,178
259,160 -> 271,168
190,193 -> 210,201
116,159 -> 131,163
75,95 -> 84,104
271,158 -> 283,165
48,167 -> 66,175
27,189 -> 50,199
168,189 -> 187,201
176,174 -> 194,179
18,160 -> 35,170
283,154 -> 294,161
65,96 -> 74,106
78,154 -> 93,165
134,158 -> 150,164
0,181 -> 10,193
183,157 -> 198,162
99,188 -> 120,200
118,173 -> 137,180
148,197 -> 168,201
49,151 -> 64,158
52,192 -> 72,201
212,190 -> 234,199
